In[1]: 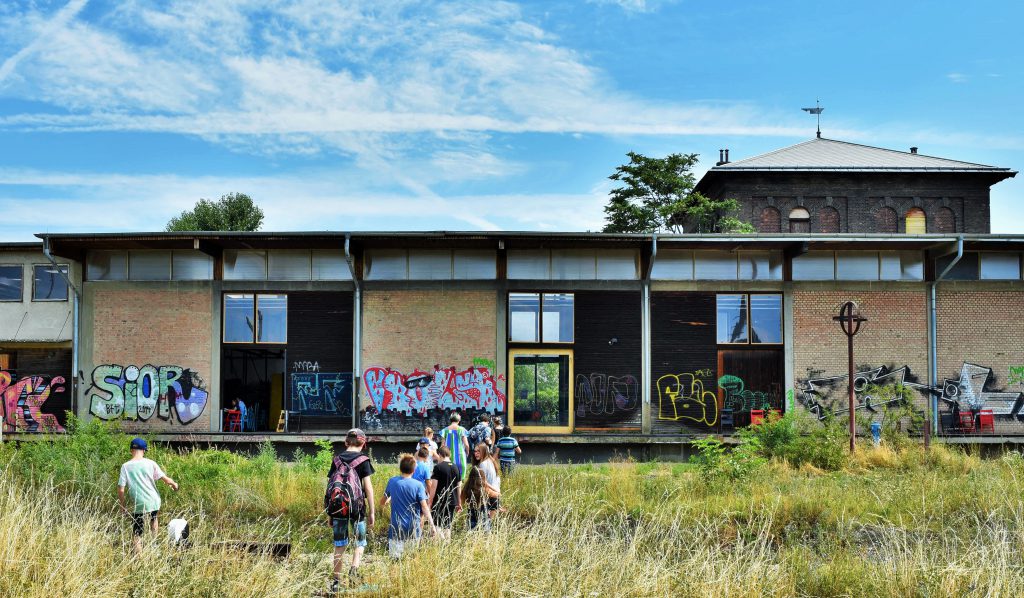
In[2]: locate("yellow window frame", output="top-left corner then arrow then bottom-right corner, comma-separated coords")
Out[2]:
507,348 -> 574,435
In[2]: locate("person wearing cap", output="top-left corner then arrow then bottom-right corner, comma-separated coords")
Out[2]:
327,428 -> 376,592
117,437 -> 178,553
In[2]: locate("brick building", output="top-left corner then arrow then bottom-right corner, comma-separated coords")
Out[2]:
0,230 -> 1016,460
694,137 -> 1016,234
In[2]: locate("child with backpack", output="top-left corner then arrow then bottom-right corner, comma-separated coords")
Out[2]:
467,413 -> 493,455
325,428 -> 375,593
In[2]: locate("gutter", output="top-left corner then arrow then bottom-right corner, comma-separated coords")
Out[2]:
344,234 -> 361,430
927,235 -> 964,447
641,234 -> 657,434
42,236 -> 81,425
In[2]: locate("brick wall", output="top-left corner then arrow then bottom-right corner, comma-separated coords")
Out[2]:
89,287 -> 213,431
936,289 -> 1024,434
360,289 -> 498,433
793,289 -> 929,417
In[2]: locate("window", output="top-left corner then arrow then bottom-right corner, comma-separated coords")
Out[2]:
223,250 -> 267,280
223,293 -> 288,343
268,250 -> 311,281
758,206 -> 781,233
172,251 -> 214,280
509,350 -> 573,434
789,207 -> 810,233
128,251 -> 171,280
980,253 -> 1021,280
936,253 -> 979,280
0,265 -> 23,301
508,292 -> 574,343
818,206 -> 840,233
312,250 -> 351,280
905,208 -> 926,234
717,294 -> 782,345
86,251 -> 128,280
33,265 -> 69,301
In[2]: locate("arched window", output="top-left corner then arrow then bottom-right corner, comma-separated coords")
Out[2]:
905,207 -> 927,234
875,207 -> 898,233
818,206 -> 840,233
758,206 -> 781,233
935,207 -> 956,233
788,207 -> 810,233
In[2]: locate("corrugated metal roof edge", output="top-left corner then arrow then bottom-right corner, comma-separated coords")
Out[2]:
708,166 -> 1016,173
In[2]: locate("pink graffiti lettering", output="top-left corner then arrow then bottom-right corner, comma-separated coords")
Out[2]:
363,365 -> 506,416
0,371 -> 66,433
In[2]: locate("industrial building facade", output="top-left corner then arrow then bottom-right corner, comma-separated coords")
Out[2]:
4,231 -> 1024,452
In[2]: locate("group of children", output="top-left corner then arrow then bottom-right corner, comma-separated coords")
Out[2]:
115,412 -> 521,594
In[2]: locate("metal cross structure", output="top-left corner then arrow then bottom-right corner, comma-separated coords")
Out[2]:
833,301 -> 867,452
802,99 -> 824,138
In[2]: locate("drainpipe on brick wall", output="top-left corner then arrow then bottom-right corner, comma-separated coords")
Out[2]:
928,235 -> 963,448
344,234 -> 361,430
641,234 -> 657,436
42,235 -> 81,425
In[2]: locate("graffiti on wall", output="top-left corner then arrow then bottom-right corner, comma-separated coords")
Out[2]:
798,362 -> 1024,421
87,364 -> 209,424
656,369 -> 718,427
362,365 -> 506,432
293,361 -> 321,372
290,372 -> 352,416
717,375 -> 782,412
575,373 -> 640,416
1008,366 -> 1024,386
1,372 -> 66,433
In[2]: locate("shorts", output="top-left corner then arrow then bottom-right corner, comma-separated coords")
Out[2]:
131,510 -> 159,536
332,518 -> 367,548
388,537 -> 419,559
432,503 -> 455,529
499,460 -> 515,476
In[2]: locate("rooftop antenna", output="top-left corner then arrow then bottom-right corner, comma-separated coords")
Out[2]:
801,99 -> 824,138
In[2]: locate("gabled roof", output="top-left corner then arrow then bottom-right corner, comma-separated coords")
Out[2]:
709,137 -> 1015,174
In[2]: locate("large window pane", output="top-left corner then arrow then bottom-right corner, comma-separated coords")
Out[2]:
364,250 -> 407,280
224,250 -> 267,280
224,294 -> 255,342
33,265 -> 68,301
507,250 -> 550,279
717,294 -> 748,343
453,250 -> 496,279
409,250 -> 452,280
0,265 -> 22,301
900,251 -> 924,280
512,354 -> 571,428
551,250 -> 596,280
836,252 -> 879,281
650,250 -> 693,280
129,251 -> 171,280
694,251 -> 738,280
542,293 -> 574,343
268,250 -> 311,281
172,251 -> 213,280
792,251 -> 835,280
738,251 -> 782,281
257,294 -> 288,343
936,253 -> 979,280
980,253 -> 1021,280
750,294 -> 783,344
86,251 -> 127,281
509,293 -> 540,342
596,250 -> 638,279
312,250 -> 351,280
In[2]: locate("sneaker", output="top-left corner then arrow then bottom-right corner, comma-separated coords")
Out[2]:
329,578 -> 340,597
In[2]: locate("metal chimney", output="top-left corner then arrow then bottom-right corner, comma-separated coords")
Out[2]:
724,149 -> 730,163
910,147 -> 918,154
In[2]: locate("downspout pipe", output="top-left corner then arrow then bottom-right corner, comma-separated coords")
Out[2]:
641,234 -> 657,436
344,234 -> 361,430
42,236 -> 81,426
928,235 -> 963,446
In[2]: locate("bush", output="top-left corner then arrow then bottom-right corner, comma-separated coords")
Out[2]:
691,435 -> 765,481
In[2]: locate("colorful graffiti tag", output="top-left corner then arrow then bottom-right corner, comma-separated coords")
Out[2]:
656,369 -> 718,427
717,375 -> 782,412
290,372 -> 352,416
87,364 -> 208,424
363,365 -> 506,415
1,372 -> 66,433
798,362 -> 1024,421
575,373 -> 640,416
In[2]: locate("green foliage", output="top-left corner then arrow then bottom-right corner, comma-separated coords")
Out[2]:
742,410 -> 849,471
861,384 -> 925,449
691,435 -> 765,481
601,152 -> 754,233
165,192 -> 264,231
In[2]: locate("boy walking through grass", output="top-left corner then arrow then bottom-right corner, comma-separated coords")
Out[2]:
381,454 -> 437,558
326,428 -> 376,593
117,437 -> 178,553
496,426 -> 522,476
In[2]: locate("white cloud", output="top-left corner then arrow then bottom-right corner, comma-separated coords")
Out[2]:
946,72 -> 968,84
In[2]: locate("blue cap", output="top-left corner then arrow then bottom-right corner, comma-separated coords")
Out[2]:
419,437 -> 431,445
130,437 -> 148,451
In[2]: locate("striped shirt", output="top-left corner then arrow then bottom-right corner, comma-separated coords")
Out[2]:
496,436 -> 519,463
440,425 -> 469,478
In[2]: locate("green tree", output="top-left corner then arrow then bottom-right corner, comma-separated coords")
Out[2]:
166,193 -> 265,232
601,152 -> 755,234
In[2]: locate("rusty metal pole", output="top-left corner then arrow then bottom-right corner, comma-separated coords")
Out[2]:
834,301 -> 866,454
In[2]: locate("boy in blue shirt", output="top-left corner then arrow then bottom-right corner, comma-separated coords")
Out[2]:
381,454 -> 437,558
495,426 -> 522,476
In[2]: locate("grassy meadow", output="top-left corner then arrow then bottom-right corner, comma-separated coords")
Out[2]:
2,416 -> 1024,597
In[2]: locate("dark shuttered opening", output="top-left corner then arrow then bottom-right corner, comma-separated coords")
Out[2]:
650,292 -> 718,433
573,291 -> 642,431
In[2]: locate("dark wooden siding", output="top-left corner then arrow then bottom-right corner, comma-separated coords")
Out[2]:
287,292 -> 354,418
717,349 -> 784,414
573,291 -> 642,431
651,292 -> 718,433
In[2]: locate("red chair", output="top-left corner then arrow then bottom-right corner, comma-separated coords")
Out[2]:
750,410 -> 765,426
958,412 -> 975,433
226,410 -> 242,432
978,410 -> 995,434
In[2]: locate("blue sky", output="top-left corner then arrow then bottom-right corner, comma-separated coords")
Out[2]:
0,0 -> 1022,240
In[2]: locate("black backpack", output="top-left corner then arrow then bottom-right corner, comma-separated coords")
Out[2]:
324,454 -> 369,518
